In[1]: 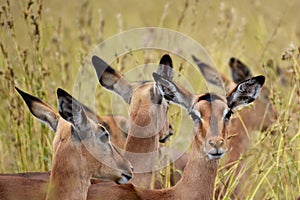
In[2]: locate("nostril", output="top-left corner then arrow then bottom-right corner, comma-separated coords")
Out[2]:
219,139 -> 224,145
130,166 -> 134,172
208,139 -> 215,147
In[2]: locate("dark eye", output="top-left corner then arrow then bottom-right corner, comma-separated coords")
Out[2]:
100,132 -> 110,143
99,126 -> 106,132
224,110 -> 233,121
98,125 -> 110,143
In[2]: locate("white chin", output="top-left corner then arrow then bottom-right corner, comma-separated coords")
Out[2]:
207,153 -> 224,160
118,176 -> 129,184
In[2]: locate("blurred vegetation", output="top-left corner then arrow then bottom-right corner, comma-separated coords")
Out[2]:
0,0 -> 299,199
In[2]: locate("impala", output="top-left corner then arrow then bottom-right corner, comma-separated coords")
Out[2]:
0,56 -> 265,199
92,54 -> 174,188
0,56 -> 175,189
193,55 -> 276,198
87,68 -> 265,199
0,87 -> 133,200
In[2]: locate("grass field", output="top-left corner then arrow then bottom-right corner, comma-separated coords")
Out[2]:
0,0 -> 299,199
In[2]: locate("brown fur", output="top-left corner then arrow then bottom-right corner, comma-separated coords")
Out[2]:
192,56 -> 276,198
0,88 -> 133,200
87,97 -> 230,200
92,55 -> 174,189
124,82 -> 170,188
87,69 -> 265,199
0,70 -> 264,200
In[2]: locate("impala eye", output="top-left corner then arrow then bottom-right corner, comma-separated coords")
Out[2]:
100,132 -> 110,143
98,125 -> 110,143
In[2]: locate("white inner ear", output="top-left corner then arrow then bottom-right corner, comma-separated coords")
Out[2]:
155,83 -> 165,96
37,118 -> 55,132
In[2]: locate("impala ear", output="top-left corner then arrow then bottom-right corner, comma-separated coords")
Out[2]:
80,104 -> 102,123
157,54 -> 174,80
15,87 -> 59,132
227,75 -> 265,110
57,88 -> 90,140
229,58 -> 252,83
152,72 -> 194,111
192,55 -> 236,93
192,55 -> 224,88
92,55 -> 133,104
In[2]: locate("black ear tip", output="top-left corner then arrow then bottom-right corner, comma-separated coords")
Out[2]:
15,87 -> 29,100
91,55 -> 108,67
255,75 -> 265,86
161,54 -> 171,60
15,86 -> 22,94
15,86 -> 28,102
15,87 -> 41,110
91,55 -> 100,65
56,88 -> 63,96
191,54 -> 199,62
230,57 -> 236,61
160,54 -> 173,67
57,88 -> 69,98
91,55 -> 115,76
229,57 -> 235,64
92,55 -> 106,68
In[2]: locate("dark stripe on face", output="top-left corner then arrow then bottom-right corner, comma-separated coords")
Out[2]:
197,93 -> 224,103
209,115 -> 219,136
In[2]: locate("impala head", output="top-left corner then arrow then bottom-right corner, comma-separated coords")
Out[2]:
193,55 -> 276,132
92,54 -> 174,141
15,87 -> 133,184
229,57 -> 277,130
153,72 -> 265,160
56,88 -> 133,183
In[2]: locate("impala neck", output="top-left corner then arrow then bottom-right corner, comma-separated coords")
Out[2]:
125,133 -> 159,189
46,146 -> 91,200
165,131 -> 218,200
125,134 -> 159,153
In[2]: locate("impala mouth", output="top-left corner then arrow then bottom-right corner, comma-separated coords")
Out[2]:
207,152 -> 225,160
204,147 -> 227,160
159,133 -> 173,143
118,172 -> 132,184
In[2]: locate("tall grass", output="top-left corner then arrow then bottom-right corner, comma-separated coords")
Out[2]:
0,0 -> 299,199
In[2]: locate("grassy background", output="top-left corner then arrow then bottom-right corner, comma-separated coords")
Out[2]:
0,0 -> 299,199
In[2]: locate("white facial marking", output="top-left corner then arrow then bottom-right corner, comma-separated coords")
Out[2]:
194,110 -> 201,120
222,108 -> 230,119
118,176 -> 129,184
155,83 -> 165,96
